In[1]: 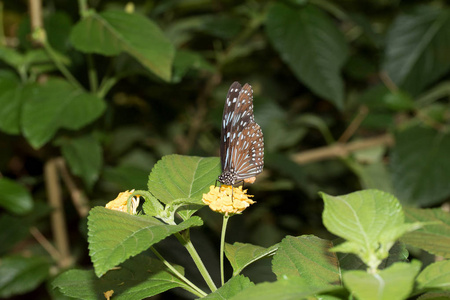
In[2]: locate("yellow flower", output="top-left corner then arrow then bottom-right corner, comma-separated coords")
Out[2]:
202,185 -> 255,215
105,190 -> 140,215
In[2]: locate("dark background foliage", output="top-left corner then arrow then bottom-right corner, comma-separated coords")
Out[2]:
0,0 -> 449,298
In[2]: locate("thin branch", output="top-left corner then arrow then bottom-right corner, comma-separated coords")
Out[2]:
338,105 -> 369,143
55,157 -> 90,218
380,71 -> 398,93
44,159 -> 72,269
291,134 -> 394,165
28,0 -> 43,32
30,227 -> 61,261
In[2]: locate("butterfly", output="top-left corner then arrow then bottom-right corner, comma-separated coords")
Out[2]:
218,81 -> 264,186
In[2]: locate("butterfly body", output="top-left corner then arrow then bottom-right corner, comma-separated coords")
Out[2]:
218,82 -> 264,185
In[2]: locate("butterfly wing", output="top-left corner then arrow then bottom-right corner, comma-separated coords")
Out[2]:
220,82 -> 264,183
232,123 -> 264,181
220,81 -> 242,171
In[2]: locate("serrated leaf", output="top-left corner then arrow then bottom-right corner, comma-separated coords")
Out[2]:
70,10 -> 174,81
88,206 -> 203,277
0,71 -> 22,134
60,135 -> 103,190
272,236 -> 340,286
225,242 -> 278,276
0,178 -> 33,215
417,260 -> 450,291
266,3 -> 348,109
401,207 -> 450,258
390,126 -> 450,206
0,255 -> 50,298
230,277 -> 338,300
21,78 -> 106,149
321,190 -> 410,269
53,254 -> 188,300
343,261 -> 421,300
203,275 -> 254,300
147,155 -> 220,205
382,7 -> 450,95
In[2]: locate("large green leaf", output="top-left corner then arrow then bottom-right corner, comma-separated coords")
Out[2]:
230,277 -> 338,300
147,155 -> 220,204
416,260 -> 450,291
0,255 -> 50,298
53,254 -> 188,300
21,78 -> 105,149
88,206 -> 203,276
321,190 -> 419,270
60,135 -> 103,190
382,7 -> 450,95
0,71 -> 22,134
225,242 -> 278,276
266,3 -> 348,109
0,177 -> 33,215
343,261 -> 421,300
203,275 -> 254,300
70,10 -> 174,81
401,207 -> 450,258
390,126 -> 450,206
272,236 -> 340,286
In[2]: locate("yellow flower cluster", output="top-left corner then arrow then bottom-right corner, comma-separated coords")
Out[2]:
105,190 -> 140,215
202,185 -> 255,215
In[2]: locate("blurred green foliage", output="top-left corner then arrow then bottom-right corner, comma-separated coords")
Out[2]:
0,0 -> 449,298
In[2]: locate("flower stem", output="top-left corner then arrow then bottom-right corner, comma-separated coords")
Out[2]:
175,231 -> 217,292
220,214 -> 230,286
150,246 -> 207,298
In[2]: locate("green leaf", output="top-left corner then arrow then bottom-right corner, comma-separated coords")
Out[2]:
172,50 -> 215,83
53,254 -> 188,300
0,177 -> 33,215
0,255 -> 50,298
321,190 -> 415,270
0,46 -> 24,69
142,193 -> 164,217
266,3 -> 348,109
0,71 -> 22,134
417,260 -> 450,291
0,215 -> 30,255
203,275 -> 254,300
147,155 -> 220,205
21,78 -> 106,149
60,135 -> 103,189
272,236 -> 340,286
225,242 -> 278,276
88,206 -> 203,277
382,7 -> 450,95
230,277 -> 338,300
390,126 -> 450,206
343,261 -> 421,300
401,207 -> 450,258
70,10 -> 174,81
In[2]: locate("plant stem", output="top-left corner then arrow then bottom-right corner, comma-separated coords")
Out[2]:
175,231 -> 217,292
77,0 -> 88,17
220,214 -> 230,286
42,38 -> 84,90
150,247 -> 207,298
86,54 -> 98,93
